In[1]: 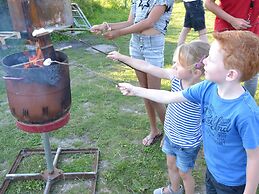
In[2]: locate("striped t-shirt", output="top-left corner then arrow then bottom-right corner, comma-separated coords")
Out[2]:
164,78 -> 202,148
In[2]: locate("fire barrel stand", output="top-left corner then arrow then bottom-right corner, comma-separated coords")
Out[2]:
0,50 -> 99,194
0,113 -> 99,194
1,0 -> 99,193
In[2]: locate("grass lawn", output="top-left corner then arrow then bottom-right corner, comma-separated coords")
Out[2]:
0,1 -> 259,193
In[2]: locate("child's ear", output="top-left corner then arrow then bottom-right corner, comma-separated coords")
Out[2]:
193,69 -> 203,78
226,69 -> 239,81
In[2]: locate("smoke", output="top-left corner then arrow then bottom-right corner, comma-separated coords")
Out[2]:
0,0 -> 13,30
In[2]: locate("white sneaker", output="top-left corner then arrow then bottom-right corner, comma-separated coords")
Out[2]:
153,184 -> 183,194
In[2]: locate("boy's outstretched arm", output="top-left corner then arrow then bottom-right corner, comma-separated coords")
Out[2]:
244,147 -> 259,194
117,83 -> 187,104
107,51 -> 173,80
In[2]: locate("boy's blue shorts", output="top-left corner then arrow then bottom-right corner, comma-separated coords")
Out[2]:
162,135 -> 200,173
184,0 -> 206,31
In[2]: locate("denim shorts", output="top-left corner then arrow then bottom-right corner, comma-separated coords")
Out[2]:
205,168 -> 245,194
129,33 -> 165,68
162,135 -> 200,173
184,0 -> 206,31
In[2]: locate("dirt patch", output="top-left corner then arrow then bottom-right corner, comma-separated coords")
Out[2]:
98,160 -> 110,171
55,40 -> 90,50
85,44 -> 117,54
120,106 -> 145,115
52,180 -> 93,193
0,161 -> 8,179
50,135 -> 90,148
97,188 -> 113,193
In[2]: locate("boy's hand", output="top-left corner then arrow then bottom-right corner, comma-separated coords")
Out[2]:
107,51 -> 122,61
117,83 -> 136,96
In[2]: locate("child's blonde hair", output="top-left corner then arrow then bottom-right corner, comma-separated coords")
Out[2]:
213,30 -> 259,82
174,40 -> 210,73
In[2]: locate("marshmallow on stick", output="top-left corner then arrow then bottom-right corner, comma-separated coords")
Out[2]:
32,28 -> 53,37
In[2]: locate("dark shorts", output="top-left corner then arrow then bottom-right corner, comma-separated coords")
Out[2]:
184,0 -> 206,31
205,168 -> 245,194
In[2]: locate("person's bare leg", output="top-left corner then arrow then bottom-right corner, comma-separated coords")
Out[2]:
135,70 -> 165,145
165,155 -> 181,193
178,27 -> 191,46
179,169 -> 195,194
198,28 -> 208,43
147,73 -> 166,125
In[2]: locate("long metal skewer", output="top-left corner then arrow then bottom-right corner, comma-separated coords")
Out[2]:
54,31 -> 145,73
11,58 -> 45,68
45,59 -> 118,85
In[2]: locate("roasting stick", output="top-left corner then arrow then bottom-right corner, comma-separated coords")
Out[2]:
43,58 -> 118,85
31,28 -> 140,85
43,58 -> 68,66
54,31 -> 145,86
12,58 -> 45,68
54,31 -> 145,74
9,47 -> 71,68
32,29 -> 145,73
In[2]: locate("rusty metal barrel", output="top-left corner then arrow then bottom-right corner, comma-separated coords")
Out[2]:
2,51 -> 71,126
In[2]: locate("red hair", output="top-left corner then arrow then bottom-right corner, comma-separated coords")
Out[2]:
213,31 -> 259,81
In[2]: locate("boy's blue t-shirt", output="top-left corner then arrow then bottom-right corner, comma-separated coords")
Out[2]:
182,80 -> 259,186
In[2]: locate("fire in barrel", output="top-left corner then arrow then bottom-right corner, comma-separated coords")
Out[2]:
2,49 -> 71,125
1,0 -> 74,126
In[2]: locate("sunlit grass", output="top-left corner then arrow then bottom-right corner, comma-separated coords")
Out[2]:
0,1 -> 258,193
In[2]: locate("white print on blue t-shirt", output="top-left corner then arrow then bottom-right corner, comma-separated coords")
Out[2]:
204,105 -> 231,145
182,80 -> 259,186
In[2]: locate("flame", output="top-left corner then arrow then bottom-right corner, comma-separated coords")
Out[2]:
23,42 -> 44,68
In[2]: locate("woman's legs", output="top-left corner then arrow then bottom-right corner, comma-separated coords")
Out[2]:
146,73 -> 166,126
135,70 -> 166,145
178,27 -> 191,46
198,28 -> 208,43
130,33 -> 166,145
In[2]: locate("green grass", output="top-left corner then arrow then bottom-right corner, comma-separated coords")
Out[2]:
0,1 -> 259,193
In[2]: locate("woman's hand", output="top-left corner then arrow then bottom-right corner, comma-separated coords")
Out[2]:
103,30 -> 121,40
90,23 -> 107,35
107,51 -> 123,61
117,83 -> 136,96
